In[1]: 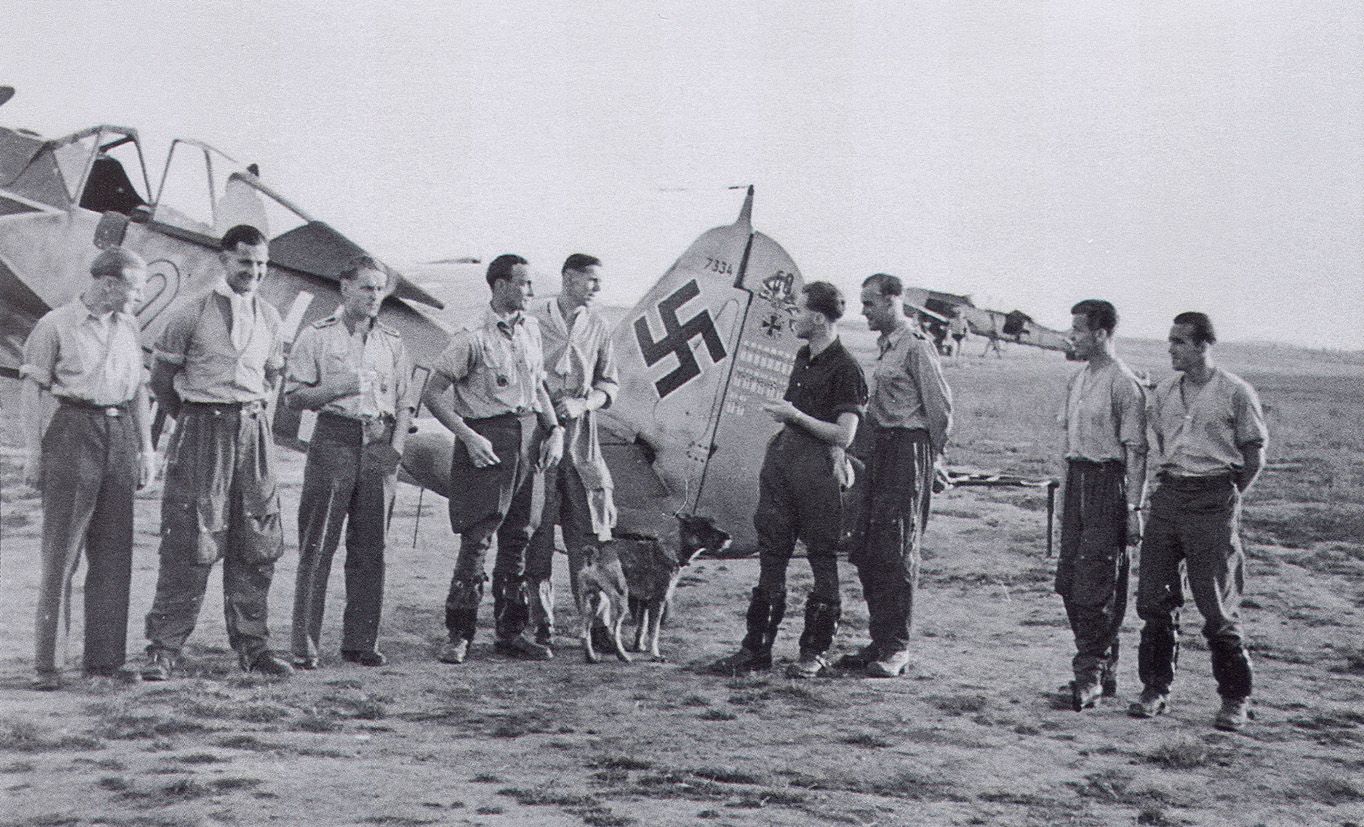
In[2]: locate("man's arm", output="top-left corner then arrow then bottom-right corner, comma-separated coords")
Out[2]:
760,402 -> 859,449
535,380 -> 564,468
149,359 -> 182,419
911,339 -> 953,454
130,382 -> 157,488
423,369 -> 500,468
1235,443 -> 1264,493
20,377 -> 49,490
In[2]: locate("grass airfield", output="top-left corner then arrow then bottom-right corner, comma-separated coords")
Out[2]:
0,326 -> 1362,827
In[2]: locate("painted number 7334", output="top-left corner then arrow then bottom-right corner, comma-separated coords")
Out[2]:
703,257 -> 734,276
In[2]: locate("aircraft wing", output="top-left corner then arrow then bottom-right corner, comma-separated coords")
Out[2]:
269,221 -> 445,310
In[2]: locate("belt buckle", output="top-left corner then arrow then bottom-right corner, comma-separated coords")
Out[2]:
104,406 -> 122,418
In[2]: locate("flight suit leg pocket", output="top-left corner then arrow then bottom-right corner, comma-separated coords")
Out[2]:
162,495 -> 226,565
239,478 -> 284,564
1070,550 -> 1120,608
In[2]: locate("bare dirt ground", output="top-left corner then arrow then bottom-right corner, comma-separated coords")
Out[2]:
1,330 -> 1362,827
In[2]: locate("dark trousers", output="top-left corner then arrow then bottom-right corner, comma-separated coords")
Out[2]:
852,427 -> 933,655
35,405 -> 138,676
753,428 -> 844,602
145,404 -> 283,658
290,414 -> 397,660
444,413 -> 544,642
526,459 -> 595,637
1136,475 -> 1253,699
1056,459 -> 1129,682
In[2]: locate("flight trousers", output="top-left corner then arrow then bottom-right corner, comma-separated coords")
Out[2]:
1055,459 -> 1130,684
145,402 -> 283,660
444,413 -> 545,643
526,459 -> 595,642
851,426 -> 933,656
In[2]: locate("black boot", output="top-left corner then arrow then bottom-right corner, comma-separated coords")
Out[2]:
492,573 -> 551,660
1136,615 -> 1179,696
1209,639 -> 1253,700
787,596 -> 841,678
712,588 -> 786,673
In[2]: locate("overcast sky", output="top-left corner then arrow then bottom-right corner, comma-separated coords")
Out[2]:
4,2 -> 1361,348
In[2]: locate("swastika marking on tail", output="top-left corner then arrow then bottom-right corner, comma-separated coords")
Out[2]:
633,279 -> 727,398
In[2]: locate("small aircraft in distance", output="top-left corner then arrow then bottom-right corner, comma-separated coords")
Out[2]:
0,86 -> 809,554
903,287 -> 1073,356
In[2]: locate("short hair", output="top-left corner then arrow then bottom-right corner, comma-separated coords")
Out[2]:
1070,299 -> 1118,335
862,272 -> 903,297
486,253 -> 529,287
802,281 -> 845,322
562,253 -> 601,274
1173,311 -> 1217,345
337,255 -> 387,285
89,247 -> 145,280
220,224 -> 268,252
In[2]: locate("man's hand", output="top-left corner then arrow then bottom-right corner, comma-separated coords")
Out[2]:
538,427 -> 564,469
554,396 -> 588,422
761,400 -> 800,425
21,452 -> 42,494
137,450 -> 158,490
1127,509 -> 1144,546
461,431 -> 500,468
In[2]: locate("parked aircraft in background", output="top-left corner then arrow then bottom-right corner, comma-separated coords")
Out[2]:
0,87 -> 808,553
904,286 -> 1072,356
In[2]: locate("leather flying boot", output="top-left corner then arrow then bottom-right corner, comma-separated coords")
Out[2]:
712,587 -> 786,673
1214,697 -> 1250,732
787,596 -> 840,679
1128,687 -> 1170,718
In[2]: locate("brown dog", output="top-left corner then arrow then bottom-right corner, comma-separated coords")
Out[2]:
576,514 -> 731,663
621,514 -> 731,661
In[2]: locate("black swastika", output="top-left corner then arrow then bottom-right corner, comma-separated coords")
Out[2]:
633,279 -> 727,398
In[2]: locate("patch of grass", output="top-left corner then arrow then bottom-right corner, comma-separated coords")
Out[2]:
98,775 -> 132,792
1146,736 -> 1211,770
1,761 -> 36,773
929,693 -> 990,715
691,766 -> 770,785
322,691 -> 389,720
474,805 -> 504,815
212,777 -> 263,792
293,711 -> 342,733
678,694 -> 711,707
169,752 -> 224,765
215,734 -> 280,752
357,817 -> 438,826
0,721 -> 102,753
1299,775 -> 1364,806
498,786 -> 600,807
95,711 -> 209,741
699,708 -> 737,721
588,755 -> 654,771
471,773 -> 502,783
841,731 -> 895,748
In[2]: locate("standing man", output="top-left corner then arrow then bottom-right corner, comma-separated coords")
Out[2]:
1055,299 -> 1147,711
285,256 -> 414,669
424,254 -> 564,664
1130,312 -> 1266,731
948,308 -> 969,365
842,273 -> 952,678
21,248 -> 156,689
714,282 -> 867,679
142,224 -> 293,679
525,254 -> 620,652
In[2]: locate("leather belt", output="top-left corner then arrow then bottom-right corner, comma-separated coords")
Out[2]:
57,397 -> 130,417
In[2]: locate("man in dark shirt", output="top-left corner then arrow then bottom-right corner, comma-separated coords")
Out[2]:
714,281 -> 868,678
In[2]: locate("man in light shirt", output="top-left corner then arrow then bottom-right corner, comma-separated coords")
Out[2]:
525,254 -> 620,653
1055,299 -> 1147,711
285,256 -> 415,669
1129,312 -> 1267,732
142,224 -> 293,680
21,247 -> 157,689
842,273 -> 953,678
424,254 -> 564,664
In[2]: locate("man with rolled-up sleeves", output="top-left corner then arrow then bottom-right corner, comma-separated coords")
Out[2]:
424,254 -> 564,665
21,247 -> 157,690
141,224 -> 294,680
842,272 -> 953,678
1129,311 -> 1266,732
285,256 -> 415,669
